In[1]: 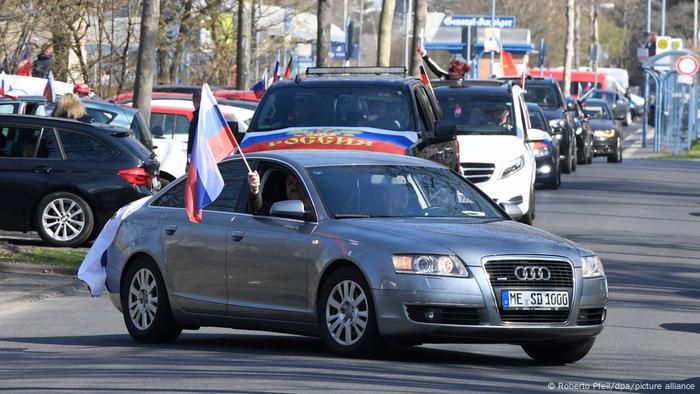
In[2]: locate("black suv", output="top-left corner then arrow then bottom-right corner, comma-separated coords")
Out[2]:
0,115 -> 159,247
241,67 -> 459,171
501,77 -> 578,174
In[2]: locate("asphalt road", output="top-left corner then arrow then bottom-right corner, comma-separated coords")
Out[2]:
1,140 -> 699,392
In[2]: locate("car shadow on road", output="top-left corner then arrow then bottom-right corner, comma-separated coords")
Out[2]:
659,323 -> 700,334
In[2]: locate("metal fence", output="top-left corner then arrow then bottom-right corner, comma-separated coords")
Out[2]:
643,50 -> 700,154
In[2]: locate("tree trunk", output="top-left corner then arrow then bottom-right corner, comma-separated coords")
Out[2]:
52,28 -> 71,81
316,0 -> 332,67
409,0 -> 426,76
562,0 -> 575,96
236,0 -> 252,89
377,0 -> 396,67
589,0 -> 598,69
170,0 -> 194,84
133,0 -> 160,127
574,0 -> 580,68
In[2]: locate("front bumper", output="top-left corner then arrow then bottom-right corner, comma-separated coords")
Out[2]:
109,291 -> 122,312
534,155 -> 557,184
593,137 -> 616,156
373,266 -> 607,344
474,168 -> 533,215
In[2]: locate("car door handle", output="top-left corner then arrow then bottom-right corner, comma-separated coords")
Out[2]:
231,231 -> 245,241
165,225 -> 177,236
32,166 -> 53,174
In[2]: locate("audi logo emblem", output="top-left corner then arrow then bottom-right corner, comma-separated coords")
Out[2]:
514,266 -> 551,281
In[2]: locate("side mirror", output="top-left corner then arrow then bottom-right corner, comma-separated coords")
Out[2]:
565,101 -> 577,112
526,128 -> 549,143
499,202 -> 523,221
270,200 -> 306,220
434,119 -> 457,138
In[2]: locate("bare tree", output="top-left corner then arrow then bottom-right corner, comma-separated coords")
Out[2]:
574,0 -> 581,68
377,0 -> 396,67
236,0 -> 252,89
133,0 -> 160,126
409,0 -> 426,76
563,0 -> 575,96
316,0 -> 332,67
589,0 -> 599,69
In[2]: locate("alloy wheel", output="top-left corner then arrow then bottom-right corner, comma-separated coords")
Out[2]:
41,197 -> 85,242
128,268 -> 159,331
325,280 -> 369,346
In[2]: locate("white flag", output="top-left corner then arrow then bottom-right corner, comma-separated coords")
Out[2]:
77,196 -> 150,297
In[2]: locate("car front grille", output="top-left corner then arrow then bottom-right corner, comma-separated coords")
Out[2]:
484,260 -> 573,288
406,305 -> 482,325
485,259 -> 574,324
460,162 -> 495,183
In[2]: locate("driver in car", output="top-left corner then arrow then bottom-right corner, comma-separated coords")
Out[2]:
247,170 -> 310,215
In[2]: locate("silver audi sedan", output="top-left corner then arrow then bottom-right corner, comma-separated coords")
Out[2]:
105,150 -> 607,363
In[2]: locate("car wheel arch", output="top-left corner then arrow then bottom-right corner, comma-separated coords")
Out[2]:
314,258 -> 376,320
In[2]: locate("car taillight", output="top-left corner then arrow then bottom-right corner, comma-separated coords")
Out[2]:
119,167 -> 152,186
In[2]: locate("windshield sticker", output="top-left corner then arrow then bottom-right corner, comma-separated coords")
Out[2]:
240,127 -> 418,155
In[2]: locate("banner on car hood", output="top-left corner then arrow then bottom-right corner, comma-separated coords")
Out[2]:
240,127 -> 418,155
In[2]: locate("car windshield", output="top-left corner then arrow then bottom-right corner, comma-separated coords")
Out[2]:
437,92 -> 516,136
309,165 -> 504,219
251,86 -> 415,132
528,110 -> 547,130
583,104 -> 611,120
523,85 -> 562,108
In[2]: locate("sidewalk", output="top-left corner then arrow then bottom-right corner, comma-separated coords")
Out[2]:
622,124 -> 667,159
0,269 -> 83,313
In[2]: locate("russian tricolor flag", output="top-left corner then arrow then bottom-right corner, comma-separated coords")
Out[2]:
252,69 -> 269,99
0,71 -> 17,99
44,70 -> 56,103
185,84 -> 239,223
272,51 -> 281,82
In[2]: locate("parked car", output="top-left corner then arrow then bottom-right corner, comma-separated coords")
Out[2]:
0,114 -> 159,247
527,102 -> 560,189
581,89 -> 633,126
241,67 -> 459,171
105,150 -> 608,363
0,95 -> 50,116
502,76 -> 578,174
565,96 -> 594,165
582,98 -> 623,163
434,80 -> 537,224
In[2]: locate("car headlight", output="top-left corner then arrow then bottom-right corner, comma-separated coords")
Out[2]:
392,254 -> 468,277
575,127 -> 582,135
549,119 -> 566,129
500,155 -> 525,179
531,142 -> 552,157
594,129 -> 616,138
582,255 -> 605,278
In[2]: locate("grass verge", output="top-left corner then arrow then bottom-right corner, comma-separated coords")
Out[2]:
653,139 -> 700,159
0,241 -> 87,268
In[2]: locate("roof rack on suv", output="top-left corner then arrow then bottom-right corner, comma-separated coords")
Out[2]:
432,79 -> 508,88
306,66 -> 407,76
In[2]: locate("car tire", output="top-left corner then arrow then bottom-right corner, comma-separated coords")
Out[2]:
561,141 -> 573,174
34,191 -> 94,247
608,137 -> 623,163
522,337 -> 596,364
622,111 -> 632,126
542,173 -> 559,190
518,187 -> 535,225
571,139 -> 578,172
318,266 -> 386,356
586,137 -> 594,164
121,256 -> 182,343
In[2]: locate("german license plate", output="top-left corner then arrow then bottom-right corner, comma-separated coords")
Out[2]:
501,290 -> 569,309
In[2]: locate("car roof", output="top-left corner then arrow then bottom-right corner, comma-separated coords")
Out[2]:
0,113 -> 127,132
433,84 -> 511,95
234,149 -> 445,169
272,76 -> 418,89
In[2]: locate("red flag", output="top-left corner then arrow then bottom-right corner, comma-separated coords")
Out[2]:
419,65 -> 432,88
283,57 -> 293,80
502,50 -> 519,77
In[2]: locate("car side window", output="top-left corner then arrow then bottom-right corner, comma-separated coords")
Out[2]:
58,130 -> 116,161
153,179 -> 186,208
205,160 -> 250,213
150,113 -> 167,138
85,108 -> 116,124
173,115 -> 190,142
36,129 -> 62,159
0,126 -> 42,158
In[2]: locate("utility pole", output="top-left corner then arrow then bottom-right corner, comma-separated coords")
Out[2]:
574,0 -> 581,68
317,0 -> 332,67
642,0 -> 651,148
236,0 -> 252,90
661,0 -> 666,36
403,0 -> 413,68
377,0 -> 396,66
133,0 -> 160,127
409,0 -> 426,76
589,0 -> 598,70
490,0 -> 495,77
563,0 -> 575,96
695,0 -> 698,50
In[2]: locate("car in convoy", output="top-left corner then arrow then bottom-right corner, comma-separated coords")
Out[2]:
434,80 -> 537,224
581,89 -> 633,126
0,114 -> 158,247
240,67 -> 459,171
582,98 -> 623,163
527,102 -> 560,189
502,76 -> 578,174
565,96 -> 594,165
105,150 -> 608,364
0,95 -> 49,115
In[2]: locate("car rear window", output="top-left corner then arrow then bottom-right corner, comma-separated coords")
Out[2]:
58,130 -> 116,160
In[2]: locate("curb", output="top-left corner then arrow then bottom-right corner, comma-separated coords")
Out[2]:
0,261 -> 77,276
